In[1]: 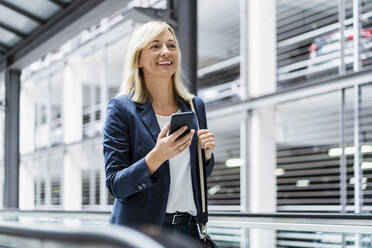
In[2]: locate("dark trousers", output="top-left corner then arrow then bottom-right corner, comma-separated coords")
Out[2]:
163,221 -> 200,240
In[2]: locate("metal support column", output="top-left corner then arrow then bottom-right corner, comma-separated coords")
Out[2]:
240,110 -> 250,212
353,0 -> 361,72
338,0 -> 345,75
240,0 -> 249,100
170,0 -> 198,95
240,110 -> 250,248
339,88 -> 347,248
353,84 -> 362,213
339,88 -> 347,213
4,69 -> 20,208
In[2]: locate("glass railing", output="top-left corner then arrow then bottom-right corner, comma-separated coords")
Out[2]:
0,210 -> 200,248
1,210 -> 372,247
208,212 -> 372,247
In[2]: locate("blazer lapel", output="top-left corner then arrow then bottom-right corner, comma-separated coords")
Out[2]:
136,102 -> 160,143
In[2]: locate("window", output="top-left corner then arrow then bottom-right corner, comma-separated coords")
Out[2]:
51,177 -> 61,205
34,78 -> 49,150
360,83 -> 372,208
276,0 -> 372,88
95,170 -> 100,205
107,35 -> 130,99
32,153 -> 62,209
275,90 -> 357,211
40,181 -> 46,206
82,169 -> 101,208
207,113 -> 241,208
82,84 -> 101,138
197,0 -> 240,106
50,71 -> 63,146
82,170 -> 90,205
34,182 -> 37,206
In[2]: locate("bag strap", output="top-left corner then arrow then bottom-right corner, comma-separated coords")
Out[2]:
189,98 -> 207,214
189,99 -> 209,241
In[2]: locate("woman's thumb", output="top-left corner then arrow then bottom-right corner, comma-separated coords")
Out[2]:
159,122 -> 169,138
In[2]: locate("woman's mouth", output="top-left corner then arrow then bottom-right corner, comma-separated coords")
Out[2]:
157,61 -> 173,65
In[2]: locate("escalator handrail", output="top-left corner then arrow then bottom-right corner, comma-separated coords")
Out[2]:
208,211 -> 372,220
0,220 -> 164,248
3,209 -> 372,220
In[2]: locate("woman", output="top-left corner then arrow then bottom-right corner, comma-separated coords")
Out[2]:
103,21 -> 215,239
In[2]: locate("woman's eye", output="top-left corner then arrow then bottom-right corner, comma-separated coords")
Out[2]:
168,44 -> 176,48
150,45 -> 159,49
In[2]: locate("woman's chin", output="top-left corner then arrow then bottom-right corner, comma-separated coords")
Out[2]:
155,71 -> 176,78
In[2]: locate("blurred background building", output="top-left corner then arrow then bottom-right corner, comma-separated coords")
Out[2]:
0,0 -> 372,247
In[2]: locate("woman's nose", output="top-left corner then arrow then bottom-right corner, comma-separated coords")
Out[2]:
160,45 -> 170,56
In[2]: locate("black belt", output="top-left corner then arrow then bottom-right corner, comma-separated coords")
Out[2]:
164,212 -> 195,225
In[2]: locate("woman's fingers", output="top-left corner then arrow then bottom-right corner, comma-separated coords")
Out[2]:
158,122 -> 170,138
197,129 -> 215,149
169,126 -> 188,141
197,129 -> 210,135
198,130 -> 214,140
175,129 -> 194,149
201,140 -> 215,149
178,129 -> 194,143
155,126 -> 196,161
177,137 -> 193,153
198,130 -> 214,142
199,134 -> 214,142
200,137 -> 215,147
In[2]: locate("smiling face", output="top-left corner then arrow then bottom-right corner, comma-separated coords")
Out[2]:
139,30 -> 179,80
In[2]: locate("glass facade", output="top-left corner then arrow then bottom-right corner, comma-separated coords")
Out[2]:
276,92 -> 341,209
207,113 -> 241,208
0,0 -> 365,223
360,83 -> 372,209
18,14 -> 134,210
274,82 -> 372,213
0,0 -> 371,247
82,50 -> 104,139
197,0 -> 240,105
17,0 -> 244,211
277,0 -> 372,89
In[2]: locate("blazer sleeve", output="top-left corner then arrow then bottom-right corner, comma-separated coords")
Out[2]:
195,97 -> 215,177
103,98 -> 155,200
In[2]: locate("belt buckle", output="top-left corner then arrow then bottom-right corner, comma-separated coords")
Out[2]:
172,213 -> 184,225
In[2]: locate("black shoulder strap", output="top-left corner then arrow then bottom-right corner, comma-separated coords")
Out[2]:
190,98 -> 208,225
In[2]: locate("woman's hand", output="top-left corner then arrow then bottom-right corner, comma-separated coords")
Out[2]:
146,123 -> 194,175
197,129 -> 215,162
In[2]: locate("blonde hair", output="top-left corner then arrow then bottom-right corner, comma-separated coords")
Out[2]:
120,21 -> 193,103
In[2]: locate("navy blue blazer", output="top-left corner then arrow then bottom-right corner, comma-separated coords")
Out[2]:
103,94 -> 214,227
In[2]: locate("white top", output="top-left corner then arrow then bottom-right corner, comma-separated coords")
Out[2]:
155,110 -> 197,216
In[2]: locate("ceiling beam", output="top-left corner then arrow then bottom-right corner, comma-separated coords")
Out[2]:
0,0 -> 46,24
3,0 -> 128,69
0,21 -> 27,39
48,0 -> 69,8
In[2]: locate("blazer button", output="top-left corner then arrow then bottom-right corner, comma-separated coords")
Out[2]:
137,185 -> 143,191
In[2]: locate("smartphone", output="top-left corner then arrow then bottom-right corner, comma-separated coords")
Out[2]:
169,111 -> 195,139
